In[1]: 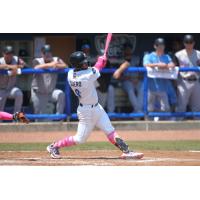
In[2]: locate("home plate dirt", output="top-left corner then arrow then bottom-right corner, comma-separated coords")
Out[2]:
0,150 -> 200,166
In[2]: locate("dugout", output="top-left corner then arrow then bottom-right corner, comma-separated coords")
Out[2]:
0,33 -> 199,114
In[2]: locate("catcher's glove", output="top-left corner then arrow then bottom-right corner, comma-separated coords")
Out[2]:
13,112 -> 29,123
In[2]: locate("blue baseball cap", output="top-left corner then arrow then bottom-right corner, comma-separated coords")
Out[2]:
81,44 -> 90,50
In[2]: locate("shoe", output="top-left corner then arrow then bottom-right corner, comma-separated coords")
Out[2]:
120,151 -> 144,159
47,143 -> 61,159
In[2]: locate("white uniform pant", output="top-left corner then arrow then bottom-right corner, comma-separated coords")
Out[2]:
0,87 -> 23,112
74,103 -> 115,144
148,91 -> 170,112
176,79 -> 200,112
31,89 -> 65,114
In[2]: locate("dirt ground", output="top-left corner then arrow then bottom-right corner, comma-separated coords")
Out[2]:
0,130 -> 200,166
0,150 -> 200,166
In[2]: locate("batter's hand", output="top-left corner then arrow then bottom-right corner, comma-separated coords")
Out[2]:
98,55 -> 107,65
13,112 -> 29,123
95,55 -> 107,70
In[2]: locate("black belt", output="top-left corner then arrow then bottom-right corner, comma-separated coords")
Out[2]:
79,103 -> 98,108
183,77 -> 198,82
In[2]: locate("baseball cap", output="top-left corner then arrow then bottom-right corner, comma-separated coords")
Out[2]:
3,46 -> 14,54
41,44 -> 52,53
81,44 -> 90,50
154,38 -> 165,46
183,34 -> 194,43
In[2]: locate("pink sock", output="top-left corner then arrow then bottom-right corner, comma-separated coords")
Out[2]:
107,131 -> 118,144
0,111 -> 13,120
54,136 -> 76,148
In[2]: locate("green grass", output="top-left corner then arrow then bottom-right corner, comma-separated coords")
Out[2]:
0,140 -> 199,151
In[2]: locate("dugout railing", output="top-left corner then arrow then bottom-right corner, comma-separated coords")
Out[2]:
1,67 -> 200,120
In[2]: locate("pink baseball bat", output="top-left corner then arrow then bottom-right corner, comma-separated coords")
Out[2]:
104,33 -> 112,56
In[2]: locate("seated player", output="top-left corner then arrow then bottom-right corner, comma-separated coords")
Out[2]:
47,51 -> 144,159
0,111 -> 29,123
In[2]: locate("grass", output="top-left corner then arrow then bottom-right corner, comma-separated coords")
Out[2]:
0,140 -> 199,151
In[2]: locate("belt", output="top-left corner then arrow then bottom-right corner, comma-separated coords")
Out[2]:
183,77 -> 198,82
79,103 -> 98,108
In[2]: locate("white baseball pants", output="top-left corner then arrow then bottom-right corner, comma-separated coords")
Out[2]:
74,103 -> 115,144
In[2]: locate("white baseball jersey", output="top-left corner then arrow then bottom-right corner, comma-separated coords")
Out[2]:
68,67 -> 100,105
68,66 -> 114,144
175,49 -> 200,78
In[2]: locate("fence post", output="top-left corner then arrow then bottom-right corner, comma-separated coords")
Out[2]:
65,72 -> 71,121
143,70 -> 148,119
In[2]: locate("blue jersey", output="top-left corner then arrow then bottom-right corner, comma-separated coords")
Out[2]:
143,52 -> 173,92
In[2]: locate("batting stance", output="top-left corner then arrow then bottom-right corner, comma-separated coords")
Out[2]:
0,111 -> 29,123
47,51 -> 144,159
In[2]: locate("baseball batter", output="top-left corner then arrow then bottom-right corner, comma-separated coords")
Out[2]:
47,51 -> 144,159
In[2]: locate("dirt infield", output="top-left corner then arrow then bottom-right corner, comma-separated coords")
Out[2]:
0,150 -> 200,166
0,130 -> 200,166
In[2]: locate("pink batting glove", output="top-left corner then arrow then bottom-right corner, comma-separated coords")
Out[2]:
94,55 -> 107,71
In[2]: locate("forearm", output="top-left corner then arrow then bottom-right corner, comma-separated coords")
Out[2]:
144,63 -> 160,68
34,63 -> 51,69
118,61 -> 130,73
55,64 -> 68,69
167,62 -> 175,68
0,64 -> 9,69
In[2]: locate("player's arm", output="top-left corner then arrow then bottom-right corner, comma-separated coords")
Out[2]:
33,59 -> 58,69
34,62 -> 55,69
0,58 -> 25,70
167,62 -> 175,68
94,55 -> 107,71
0,64 -> 11,69
144,56 -> 169,69
166,55 -> 175,68
113,61 -> 130,79
17,58 -> 26,69
53,58 -> 68,69
34,59 -> 67,69
0,64 -> 19,70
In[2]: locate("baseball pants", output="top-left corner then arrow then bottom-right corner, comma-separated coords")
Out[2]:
176,79 -> 200,112
148,91 -> 170,112
0,87 -> 23,112
122,80 -> 143,112
31,89 -> 65,114
74,103 -> 115,144
106,81 -> 143,113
